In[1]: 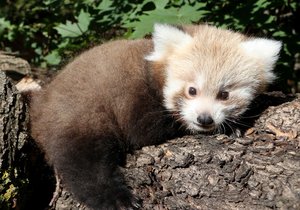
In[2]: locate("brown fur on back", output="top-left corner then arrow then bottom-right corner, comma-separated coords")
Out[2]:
30,39 -> 182,209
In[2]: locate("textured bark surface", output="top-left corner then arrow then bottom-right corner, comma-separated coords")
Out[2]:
0,66 -> 54,210
0,70 -> 28,170
0,52 -> 31,81
52,93 -> 300,210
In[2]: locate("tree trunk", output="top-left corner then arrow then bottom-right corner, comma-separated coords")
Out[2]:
0,62 -> 54,210
0,70 -> 28,170
1,56 -> 299,209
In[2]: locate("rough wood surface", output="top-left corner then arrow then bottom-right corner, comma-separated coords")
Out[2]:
0,52 -> 31,76
0,52 -> 42,93
51,93 -> 300,210
0,70 -> 28,170
0,68 -> 54,210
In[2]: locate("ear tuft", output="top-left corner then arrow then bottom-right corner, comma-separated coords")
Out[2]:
240,38 -> 282,83
240,38 -> 281,61
145,23 -> 193,61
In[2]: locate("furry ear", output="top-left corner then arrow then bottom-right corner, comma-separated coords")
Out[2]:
145,23 -> 193,61
240,38 -> 282,82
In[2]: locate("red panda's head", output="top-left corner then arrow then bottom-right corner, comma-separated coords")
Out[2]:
146,24 -> 281,133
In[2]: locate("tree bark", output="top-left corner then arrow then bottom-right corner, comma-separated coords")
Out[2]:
0,70 -> 28,169
0,52 -> 31,81
0,61 -> 54,210
1,56 -> 299,209
51,93 -> 300,210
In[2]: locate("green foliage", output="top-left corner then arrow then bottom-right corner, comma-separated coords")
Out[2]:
0,169 -> 28,210
123,2 -> 208,38
0,0 -> 299,91
54,10 -> 93,38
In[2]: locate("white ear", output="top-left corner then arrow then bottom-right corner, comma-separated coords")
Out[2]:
240,38 -> 282,82
145,23 -> 193,61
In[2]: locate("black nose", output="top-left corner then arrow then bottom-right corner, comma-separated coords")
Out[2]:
197,113 -> 214,126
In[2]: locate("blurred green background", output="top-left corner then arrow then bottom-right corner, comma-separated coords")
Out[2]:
0,0 -> 299,92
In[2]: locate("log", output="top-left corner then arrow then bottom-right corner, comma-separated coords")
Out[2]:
52,93 -> 300,210
1,54 -> 299,209
0,70 -> 28,169
0,65 -> 54,210
0,52 -> 31,81
0,70 -> 30,210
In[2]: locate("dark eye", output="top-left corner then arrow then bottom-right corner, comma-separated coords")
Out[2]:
188,87 -> 197,96
217,91 -> 229,100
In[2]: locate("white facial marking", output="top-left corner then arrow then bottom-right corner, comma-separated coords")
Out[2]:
163,79 -> 185,110
181,97 -> 218,131
231,87 -> 254,100
179,85 -> 255,132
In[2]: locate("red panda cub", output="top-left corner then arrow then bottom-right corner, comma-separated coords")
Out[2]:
30,24 -> 281,209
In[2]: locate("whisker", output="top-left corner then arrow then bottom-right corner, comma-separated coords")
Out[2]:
239,113 -> 262,119
223,120 -> 236,134
220,123 -> 226,134
226,118 -> 251,128
215,125 -> 221,135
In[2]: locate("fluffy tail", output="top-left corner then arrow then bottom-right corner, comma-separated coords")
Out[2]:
45,134 -> 140,210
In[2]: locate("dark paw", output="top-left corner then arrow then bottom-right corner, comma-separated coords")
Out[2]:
96,187 -> 142,210
115,191 -> 142,210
